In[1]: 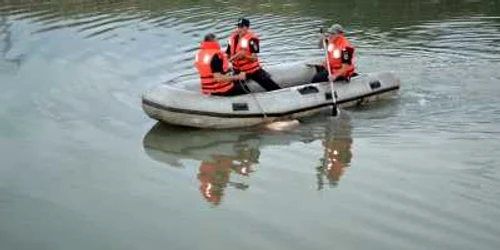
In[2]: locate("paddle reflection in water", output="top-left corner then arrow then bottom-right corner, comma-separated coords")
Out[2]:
142,113 -> 353,206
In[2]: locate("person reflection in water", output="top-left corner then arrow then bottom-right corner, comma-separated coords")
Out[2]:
197,146 -> 260,206
316,122 -> 353,190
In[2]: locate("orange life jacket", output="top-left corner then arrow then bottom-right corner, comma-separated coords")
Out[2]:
325,35 -> 356,78
194,41 -> 233,95
228,30 -> 261,74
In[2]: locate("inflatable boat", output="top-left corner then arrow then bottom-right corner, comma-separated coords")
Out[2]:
142,60 -> 400,129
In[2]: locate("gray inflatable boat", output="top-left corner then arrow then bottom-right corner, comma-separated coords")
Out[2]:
142,61 -> 400,128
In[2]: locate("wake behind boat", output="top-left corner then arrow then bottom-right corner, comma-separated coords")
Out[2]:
142,61 -> 400,129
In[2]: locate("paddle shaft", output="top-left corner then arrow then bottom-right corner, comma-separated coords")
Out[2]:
321,32 -> 339,116
239,81 -> 268,120
251,92 -> 268,120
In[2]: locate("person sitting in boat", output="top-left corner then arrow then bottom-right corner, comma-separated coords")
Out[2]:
311,24 -> 357,83
195,33 -> 248,96
226,18 -> 281,91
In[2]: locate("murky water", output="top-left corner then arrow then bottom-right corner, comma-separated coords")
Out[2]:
1,0 -> 500,249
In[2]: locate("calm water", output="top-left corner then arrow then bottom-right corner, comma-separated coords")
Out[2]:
1,0 -> 500,249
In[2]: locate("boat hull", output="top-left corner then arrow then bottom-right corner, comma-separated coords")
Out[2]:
142,62 -> 400,128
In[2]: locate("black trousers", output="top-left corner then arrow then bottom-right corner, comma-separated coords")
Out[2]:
311,65 -> 351,83
311,66 -> 330,83
244,68 -> 281,91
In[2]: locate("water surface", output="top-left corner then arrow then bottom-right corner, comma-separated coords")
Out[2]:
1,0 -> 500,249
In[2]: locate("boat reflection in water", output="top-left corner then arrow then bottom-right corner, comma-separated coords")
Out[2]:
142,112 -> 353,206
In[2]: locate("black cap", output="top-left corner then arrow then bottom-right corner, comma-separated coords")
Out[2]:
237,18 -> 250,28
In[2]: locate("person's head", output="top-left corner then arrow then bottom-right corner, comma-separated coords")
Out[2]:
236,18 -> 250,35
204,33 -> 217,42
326,23 -> 345,41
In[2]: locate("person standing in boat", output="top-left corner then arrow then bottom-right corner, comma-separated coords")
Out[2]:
311,24 -> 357,83
195,33 -> 248,96
226,18 -> 281,91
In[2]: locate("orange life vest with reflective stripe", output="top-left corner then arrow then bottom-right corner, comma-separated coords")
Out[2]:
228,30 -> 261,74
195,41 -> 233,95
325,35 -> 356,78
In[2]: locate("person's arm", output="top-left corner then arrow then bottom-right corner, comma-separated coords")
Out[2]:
211,55 -> 245,82
213,72 -> 245,82
246,38 -> 259,62
231,38 -> 259,62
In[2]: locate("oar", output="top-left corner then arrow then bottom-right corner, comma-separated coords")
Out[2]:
240,81 -> 269,120
236,80 -> 275,127
320,27 -> 339,116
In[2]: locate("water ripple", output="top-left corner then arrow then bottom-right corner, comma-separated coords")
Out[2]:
1,2 -> 500,250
